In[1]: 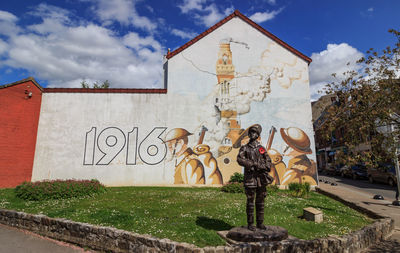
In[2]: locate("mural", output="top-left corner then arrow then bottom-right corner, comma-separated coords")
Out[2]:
78,39 -> 317,186
159,39 -> 317,185
33,19 -> 317,187
268,127 -> 317,186
163,127 -> 223,185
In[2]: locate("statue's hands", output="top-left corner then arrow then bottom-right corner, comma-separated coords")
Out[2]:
255,160 -> 267,171
249,165 -> 256,172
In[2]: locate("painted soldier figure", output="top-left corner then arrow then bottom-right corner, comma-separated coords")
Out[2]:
237,124 -> 273,231
164,128 -> 223,185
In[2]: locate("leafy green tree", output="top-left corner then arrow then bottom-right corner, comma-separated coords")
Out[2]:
81,79 -> 110,88
319,29 -> 400,168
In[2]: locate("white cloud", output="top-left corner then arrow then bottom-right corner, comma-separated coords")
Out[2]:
249,8 -> 283,23
177,1 -> 234,27
30,3 -> 72,24
178,0 -> 206,14
309,43 -> 363,100
91,0 -> 156,31
3,4 -> 164,88
267,0 -> 277,4
123,32 -> 162,51
0,38 -> 8,56
0,10 -> 21,36
171,28 -> 197,39
0,10 -> 18,22
194,4 -> 234,27
27,4 -> 77,35
367,7 -> 374,12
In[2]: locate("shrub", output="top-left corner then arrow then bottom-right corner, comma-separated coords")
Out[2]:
288,182 -> 311,198
229,172 -> 244,183
221,182 -> 244,193
15,179 -> 107,201
267,184 -> 279,193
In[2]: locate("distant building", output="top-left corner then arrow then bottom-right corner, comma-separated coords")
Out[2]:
312,94 -> 372,172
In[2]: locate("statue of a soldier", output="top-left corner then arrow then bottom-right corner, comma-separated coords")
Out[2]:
237,124 -> 273,231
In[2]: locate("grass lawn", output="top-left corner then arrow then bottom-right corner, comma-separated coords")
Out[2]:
0,187 -> 372,247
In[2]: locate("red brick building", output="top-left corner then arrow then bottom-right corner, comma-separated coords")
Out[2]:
0,78 -> 43,188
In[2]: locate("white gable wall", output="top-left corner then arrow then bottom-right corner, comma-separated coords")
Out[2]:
32,17 -> 317,186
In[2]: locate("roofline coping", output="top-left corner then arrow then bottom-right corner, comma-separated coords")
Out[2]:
1,78 -> 167,94
43,88 -> 167,93
0,77 -> 44,91
166,9 -> 312,64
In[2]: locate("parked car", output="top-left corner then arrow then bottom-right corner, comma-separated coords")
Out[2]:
368,164 -> 398,187
341,164 -> 368,180
339,165 -> 351,178
324,163 -> 343,176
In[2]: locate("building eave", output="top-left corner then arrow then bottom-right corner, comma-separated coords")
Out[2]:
0,77 -> 44,91
166,10 -> 312,65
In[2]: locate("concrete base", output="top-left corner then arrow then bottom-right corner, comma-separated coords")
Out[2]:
220,226 -> 288,243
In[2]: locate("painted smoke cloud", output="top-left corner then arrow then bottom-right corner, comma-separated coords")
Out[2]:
260,43 -> 308,89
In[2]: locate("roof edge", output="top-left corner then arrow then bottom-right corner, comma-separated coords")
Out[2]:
1,77 -> 168,93
43,88 -> 167,94
0,77 -> 44,91
166,9 -> 312,64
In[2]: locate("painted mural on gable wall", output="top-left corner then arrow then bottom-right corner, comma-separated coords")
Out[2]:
79,38 -> 317,186
163,38 -> 316,186
31,18 -> 317,186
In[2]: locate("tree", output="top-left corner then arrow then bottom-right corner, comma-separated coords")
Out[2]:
81,79 -> 110,88
319,29 -> 400,168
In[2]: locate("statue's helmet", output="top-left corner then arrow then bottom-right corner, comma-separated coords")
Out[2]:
232,124 -> 262,148
248,124 -> 262,135
163,128 -> 193,143
280,127 -> 312,154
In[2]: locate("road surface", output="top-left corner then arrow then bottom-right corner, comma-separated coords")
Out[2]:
318,173 -> 398,201
0,224 -> 92,253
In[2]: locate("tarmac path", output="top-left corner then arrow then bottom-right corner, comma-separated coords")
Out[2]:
0,224 -> 93,253
319,173 -> 398,201
318,175 -> 400,252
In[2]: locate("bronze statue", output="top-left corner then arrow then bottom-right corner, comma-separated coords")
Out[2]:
237,124 -> 272,231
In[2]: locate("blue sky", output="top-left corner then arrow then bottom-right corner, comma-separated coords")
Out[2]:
0,0 -> 399,99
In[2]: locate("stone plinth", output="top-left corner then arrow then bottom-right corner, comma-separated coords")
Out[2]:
225,226 -> 288,242
303,207 -> 323,223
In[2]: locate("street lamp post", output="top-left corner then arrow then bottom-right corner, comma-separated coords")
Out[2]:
391,121 -> 400,206
393,146 -> 400,206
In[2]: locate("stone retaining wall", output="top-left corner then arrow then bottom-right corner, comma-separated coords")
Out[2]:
0,208 -> 394,253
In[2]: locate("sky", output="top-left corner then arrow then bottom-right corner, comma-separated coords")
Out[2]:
0,0 -> 399,100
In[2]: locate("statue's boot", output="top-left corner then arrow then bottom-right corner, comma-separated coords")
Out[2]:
247,202 -> 255,231
256,202 -> 266,230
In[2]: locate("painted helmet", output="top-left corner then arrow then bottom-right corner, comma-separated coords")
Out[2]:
280,127 -> 312,154
163,128 -> 193,143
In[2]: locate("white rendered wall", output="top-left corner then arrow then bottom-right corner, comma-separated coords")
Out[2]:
32,17 -> 317,186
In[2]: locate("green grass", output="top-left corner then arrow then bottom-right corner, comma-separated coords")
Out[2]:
0,187 -> 372,247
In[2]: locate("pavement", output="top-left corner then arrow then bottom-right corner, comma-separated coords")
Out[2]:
317,177 -> 400,252
0,223 -> 93,253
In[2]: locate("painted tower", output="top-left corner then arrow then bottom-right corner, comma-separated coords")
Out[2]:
215,41 -> 243,154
